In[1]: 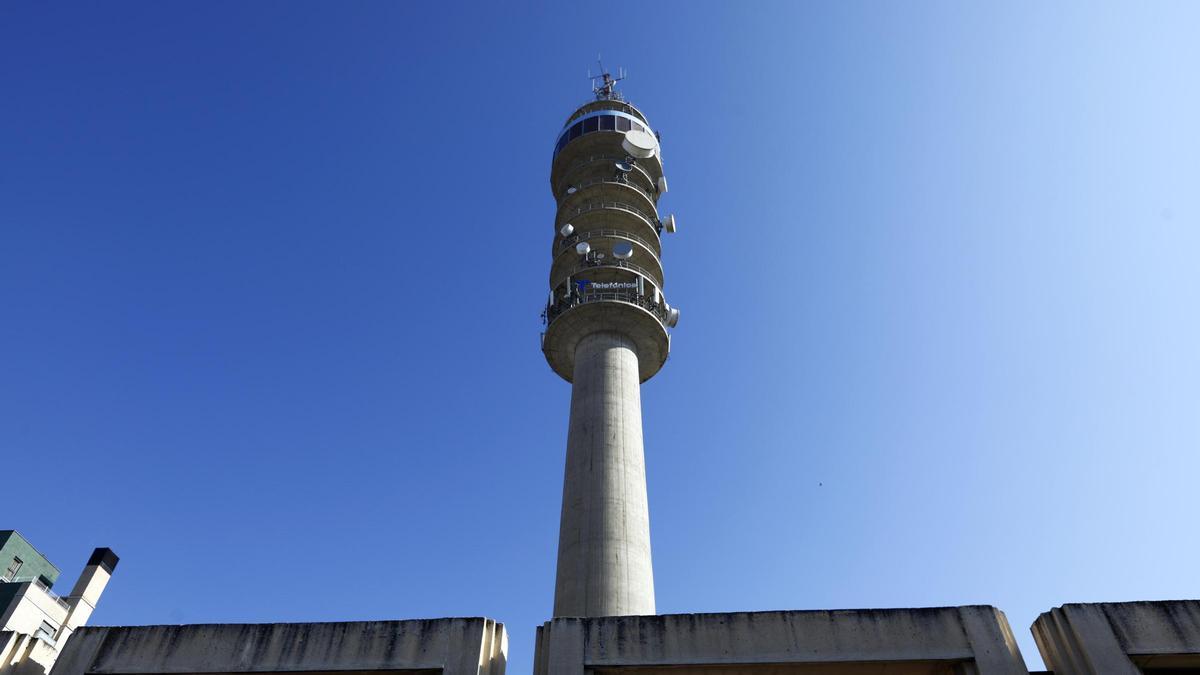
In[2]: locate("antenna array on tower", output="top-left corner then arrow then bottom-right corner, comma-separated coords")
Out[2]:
588,57 -> 626,101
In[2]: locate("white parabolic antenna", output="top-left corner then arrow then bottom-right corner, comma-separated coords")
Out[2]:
576,241 -> 591,255
613,242 -> 634,259
621,129 -> 657,159
662,214 -> 677,233
560,223 -> 575,237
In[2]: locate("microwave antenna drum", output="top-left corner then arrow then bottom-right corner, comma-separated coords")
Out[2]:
621,129 -> 657,159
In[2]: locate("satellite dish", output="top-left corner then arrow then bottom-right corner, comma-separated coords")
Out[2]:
622,129 -> 657,159
566,185 -> 578,194
575,242 -> 591,255
666,306 -> 680,328
613,242 -> 634,260
657,176 -> 669,194
614,161 -> 634,173
560,223 -> 575,237
662,214 -> 677,233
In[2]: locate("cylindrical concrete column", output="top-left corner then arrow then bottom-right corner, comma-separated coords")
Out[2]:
552,331 -> 655,617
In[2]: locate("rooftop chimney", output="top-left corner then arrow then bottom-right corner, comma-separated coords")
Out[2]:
61,548 -> 118,632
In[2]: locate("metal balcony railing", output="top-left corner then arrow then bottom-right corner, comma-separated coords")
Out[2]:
563,100 -> 648,126
560,176 -> 657,205
554,154 -> 656,192
558,228 -> 660,258
559,256 -> 661,286
0,576 -> 72,611
557,201 -> 661,237
542,290 -> 669,327
35,578 -> 71,610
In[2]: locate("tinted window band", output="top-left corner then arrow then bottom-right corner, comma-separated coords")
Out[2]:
553,110 -> 654,158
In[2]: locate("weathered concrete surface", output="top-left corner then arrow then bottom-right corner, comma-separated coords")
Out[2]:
534,608 -> 1028,675
553,331 -> 655,618
0,630 -> 61,675
1032,600 -> 1200,674
49,618 -> 506,675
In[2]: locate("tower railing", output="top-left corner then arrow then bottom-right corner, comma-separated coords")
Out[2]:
559,176 -> 658,205
562,99 -> 647,126
557,201 -> 661,238
558,257 -> 661,287
557,228 -> 660,259
542,289 -> 670,327
553,154 -> 656,193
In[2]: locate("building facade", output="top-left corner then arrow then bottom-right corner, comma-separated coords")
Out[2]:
0,531 -> 118,675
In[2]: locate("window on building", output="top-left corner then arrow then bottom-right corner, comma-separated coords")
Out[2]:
553,114 -> 651,160
35,620 -> 57,642
2,557 -> 22,580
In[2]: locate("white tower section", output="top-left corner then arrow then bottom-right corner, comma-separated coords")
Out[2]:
541,80 -> 677,617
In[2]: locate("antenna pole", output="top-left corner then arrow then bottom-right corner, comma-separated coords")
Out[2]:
589,58 -> 626,102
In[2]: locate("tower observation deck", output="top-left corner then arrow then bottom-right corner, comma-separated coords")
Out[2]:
541,70 -> 679,618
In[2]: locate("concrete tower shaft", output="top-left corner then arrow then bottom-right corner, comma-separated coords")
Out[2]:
542,89 -> 677,619
553,331 -> 654,616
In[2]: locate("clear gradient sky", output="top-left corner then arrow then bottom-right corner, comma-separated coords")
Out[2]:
3,2 -> 1198,672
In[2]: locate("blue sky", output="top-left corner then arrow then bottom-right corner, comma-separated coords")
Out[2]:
3,2 -> 1198,672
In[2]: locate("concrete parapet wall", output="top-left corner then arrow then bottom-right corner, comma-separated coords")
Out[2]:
1032,600 -> 1200,674
50,618 -> 506,675
534,607 -> 1027,675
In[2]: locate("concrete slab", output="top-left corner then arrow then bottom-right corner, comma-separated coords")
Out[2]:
49,618 -> 505,675
1032,600 -> 1200,674
534,607 -> 1028,675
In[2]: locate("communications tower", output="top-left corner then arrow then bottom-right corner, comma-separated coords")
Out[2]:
541,67 -> 679,617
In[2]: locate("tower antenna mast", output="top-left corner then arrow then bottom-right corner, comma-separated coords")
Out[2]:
588,56 -> 626,101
